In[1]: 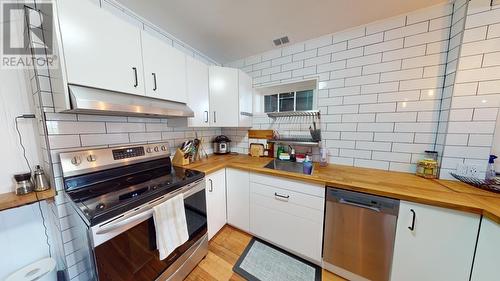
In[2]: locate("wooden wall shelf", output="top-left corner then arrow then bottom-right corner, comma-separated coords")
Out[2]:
0,189 -> 56,212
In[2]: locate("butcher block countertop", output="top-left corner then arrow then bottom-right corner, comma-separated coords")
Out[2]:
181,154 -> 500,223
0,188 -> 56,212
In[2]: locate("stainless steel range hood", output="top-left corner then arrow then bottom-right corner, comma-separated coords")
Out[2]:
65,85 -> 194,118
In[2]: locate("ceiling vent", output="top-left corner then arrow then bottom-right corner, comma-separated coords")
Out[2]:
273,36 -> 290,46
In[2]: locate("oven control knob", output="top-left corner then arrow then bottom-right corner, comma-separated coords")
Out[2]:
154,146 -> 159,152
146,147 -> 153,153
160,145 -> 167,151
87,155 -> 97,162
71,156 -> 82,166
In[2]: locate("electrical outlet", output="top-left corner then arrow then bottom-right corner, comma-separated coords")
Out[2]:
455,164 -> 481,177
466,164 -> 481,178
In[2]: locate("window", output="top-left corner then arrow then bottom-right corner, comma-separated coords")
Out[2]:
264,90 -> 314,113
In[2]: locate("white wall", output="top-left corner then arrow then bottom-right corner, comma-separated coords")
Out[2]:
0,9 -> 42,194
226,3 -> 455,173
0,204 -> 56,281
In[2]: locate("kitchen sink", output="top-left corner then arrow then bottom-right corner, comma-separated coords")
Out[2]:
264,159 -> 313,175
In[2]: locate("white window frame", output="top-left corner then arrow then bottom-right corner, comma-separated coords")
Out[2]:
263,90 -> 315,113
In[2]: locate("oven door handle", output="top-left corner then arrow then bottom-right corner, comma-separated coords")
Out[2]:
96,209 -> 153,235
95,179 -> 205,235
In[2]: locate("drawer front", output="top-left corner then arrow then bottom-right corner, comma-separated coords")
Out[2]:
250,173 -> 324,197
250,201 -> 323,263
251,182 -> 324,215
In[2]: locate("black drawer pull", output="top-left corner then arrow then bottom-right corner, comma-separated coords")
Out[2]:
408,209 -> 416,231
274,192 -> 290,199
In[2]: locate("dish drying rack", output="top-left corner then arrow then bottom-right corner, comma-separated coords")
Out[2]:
266,110 -> 322,146
450,172 -> 500,194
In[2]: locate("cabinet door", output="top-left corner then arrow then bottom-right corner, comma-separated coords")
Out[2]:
209,66 -> 239,127
226,168 -> 250,232
57,0 -> 144,95
142,32 -> 187,103
205,169 -> 226,240
471,218 -> 500,281
186,56 -> 210,127
238,70 -> 253,127
390,201 -> 479,281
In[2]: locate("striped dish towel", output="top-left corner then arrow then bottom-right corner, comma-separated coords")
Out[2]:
153,193 -> 189,260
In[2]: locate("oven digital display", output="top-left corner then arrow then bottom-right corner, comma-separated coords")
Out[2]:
112,147 -> 145,160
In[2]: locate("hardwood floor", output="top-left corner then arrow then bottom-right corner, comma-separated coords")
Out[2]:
185,225 -> 347,281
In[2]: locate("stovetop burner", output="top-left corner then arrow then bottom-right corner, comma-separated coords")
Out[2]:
66,164 -> 204,226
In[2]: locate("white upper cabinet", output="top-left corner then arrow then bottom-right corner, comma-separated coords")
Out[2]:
186,56 -> 210,127
390,201 -> 480,281
471,218 -> 500,281
141,31 -> 187,103
209,66 -> 253,127
56,0 -> 145,96
238,70 -> 253,127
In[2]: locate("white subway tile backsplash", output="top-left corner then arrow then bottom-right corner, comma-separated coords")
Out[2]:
404,29 -> 450,47
363,60 -> 401,75
383,45 -> 427,61
80,133 -> 129,146
473,108 -> 499,121
447,121 -> 496,134
348,32 -> 384,49
482,52 -> 500,67
332,47 -> 364,61
292,49 -> 317,61
46,121 -> 106,135
271,55 -> 292,66
364,39 -> 404,55
106,122 -> 145,133
359,102 -> 396,113
355,158 -> 390,169
348,53 -> 382,68
376,112 -> 417,122
48,135 -> 81,149
455,66 -> 500,83
345,74 -> 380,86
318,42 -> 347,56
374,132 -> 414,143
462,26 -> 488,43
330,67 -> 362,80
317,60 -> 346,73
380,68 -> 423,82
461,37 -> 500,56
430,15 -> 452,31
468,134 -> 493,146
385,21 -> 429,41
402,53 -> 447,69
399,77 -> 444,91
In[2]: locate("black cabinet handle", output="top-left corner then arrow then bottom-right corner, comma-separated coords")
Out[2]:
213,111 -> 216,123
274,192 -> 290,199
204,111 -> 209,123
132,67 -> 138,88
408,209 -> 416,231
152,73 -> 157,91
208,179 -> 213,192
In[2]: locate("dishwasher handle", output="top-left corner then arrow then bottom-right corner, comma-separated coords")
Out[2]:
338,198 -> 381,212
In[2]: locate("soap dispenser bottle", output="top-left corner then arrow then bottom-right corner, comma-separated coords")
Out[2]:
485,155 -> 497,181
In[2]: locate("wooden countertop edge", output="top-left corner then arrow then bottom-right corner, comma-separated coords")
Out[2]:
0,188 -> 56,212
182,155 -> 499,222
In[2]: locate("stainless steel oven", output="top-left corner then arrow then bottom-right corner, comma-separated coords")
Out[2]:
91,179 -> 207,281
60,143 -> 208,281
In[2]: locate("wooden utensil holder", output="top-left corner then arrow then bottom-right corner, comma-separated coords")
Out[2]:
172,148 -> 190,166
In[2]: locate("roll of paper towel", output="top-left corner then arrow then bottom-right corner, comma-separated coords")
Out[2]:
6,257 -> 56,281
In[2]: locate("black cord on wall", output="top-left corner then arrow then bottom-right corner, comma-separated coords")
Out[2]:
15,114 -> 52,258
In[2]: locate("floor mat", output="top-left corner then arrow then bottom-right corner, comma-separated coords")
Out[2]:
233,238 -> 321,281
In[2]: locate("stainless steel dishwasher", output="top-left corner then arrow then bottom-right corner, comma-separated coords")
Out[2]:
323,187 -> 399,281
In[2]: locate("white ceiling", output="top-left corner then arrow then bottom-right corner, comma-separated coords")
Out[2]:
116,0 -> 447,64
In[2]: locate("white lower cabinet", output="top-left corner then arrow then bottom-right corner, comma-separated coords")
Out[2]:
470,218 -> 500,281
249,173 -> 325,264
390,201 -> 480,281
226,168 -> 250,232
205,169 -> 226,240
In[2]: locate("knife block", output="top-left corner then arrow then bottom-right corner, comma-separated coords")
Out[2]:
172,148 -> 190,166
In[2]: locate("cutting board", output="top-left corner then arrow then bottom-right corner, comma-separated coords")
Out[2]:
249,143 -> 265,157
